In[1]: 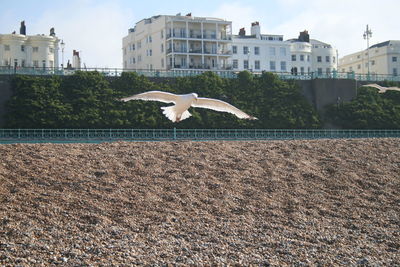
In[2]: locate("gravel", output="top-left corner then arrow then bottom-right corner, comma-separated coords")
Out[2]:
0,139 -> 399,265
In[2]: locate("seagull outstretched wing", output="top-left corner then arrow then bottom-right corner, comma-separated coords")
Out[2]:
120,91 -> 179,104
192,97 -> 257,120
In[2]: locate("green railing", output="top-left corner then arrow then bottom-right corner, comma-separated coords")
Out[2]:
1,66 -> 400,82
1,129 -> 399,143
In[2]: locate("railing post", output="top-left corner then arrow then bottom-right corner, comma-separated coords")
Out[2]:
173,127 -> 176,140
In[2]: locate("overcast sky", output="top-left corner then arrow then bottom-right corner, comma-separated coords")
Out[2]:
1,0 -> 399,68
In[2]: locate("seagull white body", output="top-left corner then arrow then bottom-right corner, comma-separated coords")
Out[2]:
120,91 -> 257,122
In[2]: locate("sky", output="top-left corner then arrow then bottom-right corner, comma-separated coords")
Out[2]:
1,0 -> 399,68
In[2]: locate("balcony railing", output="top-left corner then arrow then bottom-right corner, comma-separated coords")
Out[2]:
166,32 -> 232,41
167,48 -> 188,53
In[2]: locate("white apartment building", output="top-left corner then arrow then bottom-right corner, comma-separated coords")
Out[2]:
0,21 -> 60,69
231,25 -> 337,75
231,22 -> 291,72
339,40 -> 400,76
122,13 -> 232,71
287,31 -> 337,75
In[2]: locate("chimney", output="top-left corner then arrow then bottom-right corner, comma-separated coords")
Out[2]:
298,30 -> 310,43
50,27 -> 55,36
72,50 -> 81,69
186,13 -> 192,17
251,21 -> 260,39
20,21 -> 26,35
239,27 -> 246,36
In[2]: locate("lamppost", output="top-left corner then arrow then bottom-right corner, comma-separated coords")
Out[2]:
60,39 -> 65,69
363,25 -> 372,78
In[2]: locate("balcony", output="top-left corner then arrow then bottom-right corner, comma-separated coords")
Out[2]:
189,33 -> 203,39
167,48 -> 188,54
188,49 -> 202,54
166,33 -> 187,39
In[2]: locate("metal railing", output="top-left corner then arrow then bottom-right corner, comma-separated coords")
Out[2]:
1,66 -> 400,82
1,129 -> 399,143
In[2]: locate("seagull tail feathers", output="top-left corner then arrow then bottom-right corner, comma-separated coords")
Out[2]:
161,106 -> 191,123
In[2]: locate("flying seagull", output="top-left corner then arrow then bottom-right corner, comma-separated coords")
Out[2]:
120,91 -> 257,122
362,84 -> 400,93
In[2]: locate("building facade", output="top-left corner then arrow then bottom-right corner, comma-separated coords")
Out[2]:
230,22 -> 291,72
339,40 -> 400,76
0,21 -> 60,69
287,31 -> 337,75
122,13 -> 232,71
231,25 -> 337,75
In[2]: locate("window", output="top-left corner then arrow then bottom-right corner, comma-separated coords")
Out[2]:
291,55 -> 296,61
394,68 -> 398,76
49,47 -> 54,54
33,47 -> 39,53
232,46 -> 237,54
269,47 -> 276,56
317,68 -> 323,75
280,47 -> 286,56
333,57 -> 336,63
21,60 -> 25,67
371,60 -> 375,66
326,56 -> 330,62
392,57 -> 397,62
14,59 -> 18,67
137,41 -> 141,49
233,59 -> 238,69
300,67 -> 304,74
21,45 -> 25,52
149,36 -> 152,43
280,61 -> 286,71
161,30 -> 164,39
4,45 -> 10,51
349,67 -> 353,72
308,67 -> 310,73
243,46 -> 249,55
255,60 -> 260,70
138,55 -> 142,62
161,58 -> 164,68
132,44 -> 135,51
254,47 -> 260,55
317,56 -> 322,62
33,60 -> 39,67
270,61 -> 276,71
42,60 -> 46,68
300,55 -> 304,61
133,57 -> 136,64
161,44 -> 164,53
358,64 -> 361,69
326,68 -> 331,75
244,60 -> 249,69
49,60 -> 54,68
307,55 -> 310,62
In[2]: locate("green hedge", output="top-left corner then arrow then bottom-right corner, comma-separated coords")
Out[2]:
325,85 -> 400,129
5,71 -> 322,129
